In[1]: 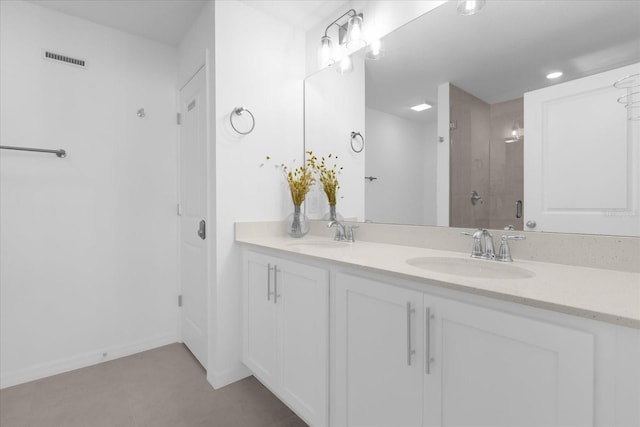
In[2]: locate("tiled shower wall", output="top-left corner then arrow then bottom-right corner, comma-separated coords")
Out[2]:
449,84 -> 524,230
449,85 -> 491,228
489,98 -> 524,230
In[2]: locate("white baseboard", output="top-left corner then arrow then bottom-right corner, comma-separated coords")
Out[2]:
207,364 -> 251,390
0,333 -> 177,389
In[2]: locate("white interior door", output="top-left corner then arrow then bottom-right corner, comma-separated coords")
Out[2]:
524,63 -> 640,236
179,67 -> 208,368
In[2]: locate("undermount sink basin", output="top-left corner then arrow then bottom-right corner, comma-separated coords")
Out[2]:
406,256 -> 535,280
286,240 -> 350,250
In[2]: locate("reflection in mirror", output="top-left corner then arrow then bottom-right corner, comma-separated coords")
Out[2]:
304,52 -> 365,222
305,0 -> 640,236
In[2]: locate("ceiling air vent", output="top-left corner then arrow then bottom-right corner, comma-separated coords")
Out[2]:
43,50 -> 86,69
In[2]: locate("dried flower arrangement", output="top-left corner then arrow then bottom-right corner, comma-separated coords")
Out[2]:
308,152 -> 342,206
264,153 -> 316,206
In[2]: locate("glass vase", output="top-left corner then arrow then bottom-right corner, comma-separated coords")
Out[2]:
323,205 -> 343,222
286,205 -> 310,238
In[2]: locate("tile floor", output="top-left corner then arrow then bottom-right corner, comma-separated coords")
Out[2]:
0,343 -> 307,427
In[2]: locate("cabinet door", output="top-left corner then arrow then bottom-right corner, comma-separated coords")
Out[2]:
277,260 -> 329,427
242,252 -> 278,386
334,273 -> 424,427
423,294 -> 594,427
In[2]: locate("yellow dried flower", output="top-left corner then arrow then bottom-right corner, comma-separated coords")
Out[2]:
308,152 -> 341,206
265,152 -> 316,206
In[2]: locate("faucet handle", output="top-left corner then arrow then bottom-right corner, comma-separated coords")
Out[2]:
496,235 -> 526,262
345,225 -> 359,242
461,229 -> 484,258
461,228 -> 484,237
502,234 -> 526,241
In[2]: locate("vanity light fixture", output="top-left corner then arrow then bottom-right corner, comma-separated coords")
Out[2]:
546,71 -> 563,79
505,121 -> 523,143
337,55 -> 354,75
319,35 -> 333,68
457,0 -> 486,16
366,38 -> 385,60
318,9 -> 365,71
411,103 -> 432,112
345,14 -> 365,50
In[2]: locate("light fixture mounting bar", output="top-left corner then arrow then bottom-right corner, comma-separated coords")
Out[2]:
323,8 -> 359,38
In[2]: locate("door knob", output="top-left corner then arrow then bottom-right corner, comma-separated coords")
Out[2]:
198,220 -> 206,240
526,220 -> 537,229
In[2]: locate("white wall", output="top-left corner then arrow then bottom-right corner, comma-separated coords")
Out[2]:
212,0 -> 306,388
0,1 -> 178,388
178,1 -> 214,89
422,120 -> 438,225
437,82 -> 450,226
365,107 -> 437,225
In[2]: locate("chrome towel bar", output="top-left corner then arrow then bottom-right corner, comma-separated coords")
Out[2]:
1,145 -> 66,158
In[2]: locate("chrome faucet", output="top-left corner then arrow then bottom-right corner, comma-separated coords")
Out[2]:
327,220 -> 346,241
482,229 -> 496,260
462,228 -> 526,262
461,228 -> 495,260
327,220 -> 358,242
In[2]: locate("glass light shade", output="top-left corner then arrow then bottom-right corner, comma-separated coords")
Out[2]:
336,55 -> 354,74
345,14 -> 366,49
505,123 -> 522,143
457,0 -> 486,15
366,38 -> 385,60
318,35 -> 334,68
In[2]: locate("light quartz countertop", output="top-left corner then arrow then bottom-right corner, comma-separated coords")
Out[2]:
237,234 -> 640,329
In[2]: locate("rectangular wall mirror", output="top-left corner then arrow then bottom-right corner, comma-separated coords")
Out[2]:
304,0 -> 640,237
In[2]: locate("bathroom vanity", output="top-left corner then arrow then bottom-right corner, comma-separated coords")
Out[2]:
238,222 -> 640,427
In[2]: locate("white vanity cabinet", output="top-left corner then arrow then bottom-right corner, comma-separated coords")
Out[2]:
239,242 -> 639,427
242,250 -> 329,427
423,294 -> 594,427
333,273 -> 425,427
333,272 -> 596,427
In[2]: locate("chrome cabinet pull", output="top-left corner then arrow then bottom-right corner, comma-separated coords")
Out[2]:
406,302 -> 416,366
425,307 -> 433,374
273,266 -> 281,304
515,200 -> 523,219
267,264 -> 274,301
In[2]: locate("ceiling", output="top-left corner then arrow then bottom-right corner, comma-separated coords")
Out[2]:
239,0 -> 347,31
364,0 -> 640,123
28,0 -> 207,46
27,0 -> 346,46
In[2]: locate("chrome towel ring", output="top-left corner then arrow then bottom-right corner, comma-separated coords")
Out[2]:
350,131 -> 364,153
230,107 -> 255,135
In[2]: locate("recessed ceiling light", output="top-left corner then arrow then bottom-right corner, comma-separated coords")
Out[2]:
546,71 -> 563,79
411,103 -> 432,112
